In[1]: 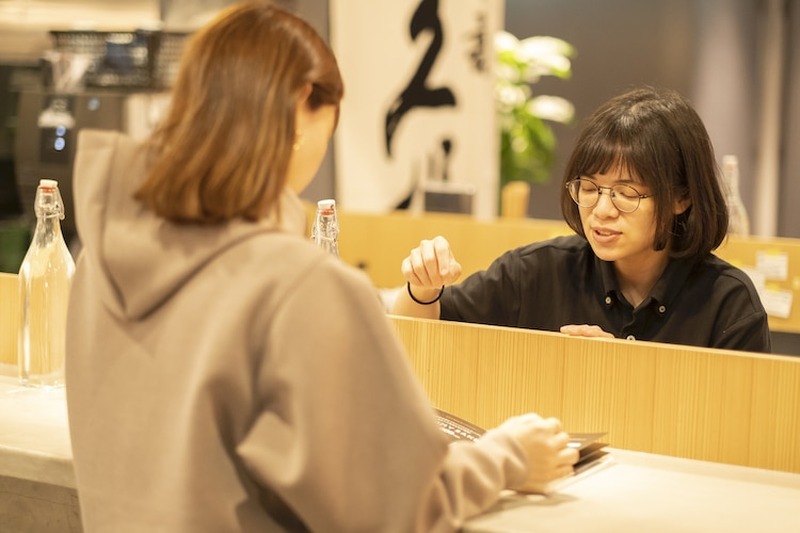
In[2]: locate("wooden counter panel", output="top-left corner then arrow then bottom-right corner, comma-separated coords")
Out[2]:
0,272 -> 18,365
390,316 -> 800,474
332,209 -> 571,288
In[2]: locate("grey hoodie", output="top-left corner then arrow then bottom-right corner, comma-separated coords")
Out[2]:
65,129 -> 530,532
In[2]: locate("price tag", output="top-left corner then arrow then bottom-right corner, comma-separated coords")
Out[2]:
740,266 -> 766,291
761,287 -> 793,319
755,250 -> 789,281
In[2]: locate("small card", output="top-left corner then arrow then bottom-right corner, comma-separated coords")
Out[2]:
756,250 -> 789,281
567,432 -> 607,450
568,432 -> 609,474
760,287 -> 794,319
740,266 -> 766,291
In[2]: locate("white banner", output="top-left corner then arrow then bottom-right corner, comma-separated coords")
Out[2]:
330,0 -> 502,218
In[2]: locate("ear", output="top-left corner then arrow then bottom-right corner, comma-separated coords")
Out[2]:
673,195 -> 691,216
294,83 -> 314,129
296,82 -> 313,106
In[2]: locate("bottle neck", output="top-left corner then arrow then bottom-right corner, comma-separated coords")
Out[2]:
723,160 -> 741,197
33,214 -> 64,247
727,179 -> 740,197
315,214 -> 338,236
312,211 -> 339,255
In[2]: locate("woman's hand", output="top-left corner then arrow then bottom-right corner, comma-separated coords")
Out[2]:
559,324 -> 615,339
401,236 -> 463,294
497,414 -> 579,494
391,236 -> 462,318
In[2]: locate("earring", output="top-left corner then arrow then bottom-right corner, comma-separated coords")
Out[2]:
293,130 -> 304,151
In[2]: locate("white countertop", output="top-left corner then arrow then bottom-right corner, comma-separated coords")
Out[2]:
2,366 -> 800,531
0,370 -> 76,488
466,448 -> 800,532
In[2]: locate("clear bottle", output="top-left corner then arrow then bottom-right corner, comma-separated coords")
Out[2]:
18,179 -> 76,387
311,198 -> 339,256
721,155 -> 750,237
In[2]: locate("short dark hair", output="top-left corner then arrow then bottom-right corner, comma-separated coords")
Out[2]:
560,86 -> 728,258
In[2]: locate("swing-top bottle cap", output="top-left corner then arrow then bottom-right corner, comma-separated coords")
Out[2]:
34,178 -> 65,219
317,199 -> 336,210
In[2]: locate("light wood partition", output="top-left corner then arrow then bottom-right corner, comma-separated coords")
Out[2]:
389,315 -> 800,474
327,208 -> 800,334
333,209 -> 571,288
0,272 -> 18,366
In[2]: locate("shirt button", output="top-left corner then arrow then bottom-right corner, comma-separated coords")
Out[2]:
658,305 -> 666,314
605,296 -> 612,305
626,335 -> 636,341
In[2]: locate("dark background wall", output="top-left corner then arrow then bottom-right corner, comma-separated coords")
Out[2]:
782,1 -> 800,238
0,0 -> 796,236
504,0 -> 763,225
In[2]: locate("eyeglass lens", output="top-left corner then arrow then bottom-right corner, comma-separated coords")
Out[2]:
568,179 -> 642,213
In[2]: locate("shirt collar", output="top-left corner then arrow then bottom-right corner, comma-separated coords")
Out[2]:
649,256 -> 698,307
595,254 -> 698,307
596,257 -> 619,300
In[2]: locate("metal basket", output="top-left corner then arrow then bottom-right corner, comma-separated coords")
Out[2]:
153,31 -> 192,89
48,30 -> 191,89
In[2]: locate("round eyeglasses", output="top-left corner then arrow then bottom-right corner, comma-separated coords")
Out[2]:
566,178 -> 653,213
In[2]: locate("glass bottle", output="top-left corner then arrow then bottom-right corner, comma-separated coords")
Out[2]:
721,155 -> 750,237
18,179 -> 76,387
311,198 -> 340,256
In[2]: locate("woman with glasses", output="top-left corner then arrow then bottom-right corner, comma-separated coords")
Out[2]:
393,86 -> 771,352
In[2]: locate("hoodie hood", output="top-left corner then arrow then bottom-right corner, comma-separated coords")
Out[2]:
72,129 -> 308,321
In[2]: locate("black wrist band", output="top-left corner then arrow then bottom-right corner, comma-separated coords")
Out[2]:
407,282 -> 445,305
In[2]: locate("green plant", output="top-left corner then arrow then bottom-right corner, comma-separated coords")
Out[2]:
495,31 -> 575,190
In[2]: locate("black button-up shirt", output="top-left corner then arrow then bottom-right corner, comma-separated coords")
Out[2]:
440,235 -> 771,352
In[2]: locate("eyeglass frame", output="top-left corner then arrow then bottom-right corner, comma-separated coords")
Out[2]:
565,177 -> 654,213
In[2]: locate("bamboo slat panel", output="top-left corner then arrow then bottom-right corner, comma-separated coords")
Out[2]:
0,273 -> 18,365
331,209 -> 571,289
389,315 -> 800,474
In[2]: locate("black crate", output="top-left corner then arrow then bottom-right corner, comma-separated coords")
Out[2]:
153,31 -> 192,89
48,30 -> 191,89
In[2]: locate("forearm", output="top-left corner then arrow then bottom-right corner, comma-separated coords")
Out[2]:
390,283 -> 443,319
416,430 -> 528,531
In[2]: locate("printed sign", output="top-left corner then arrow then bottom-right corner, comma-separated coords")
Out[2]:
330,0 -> 502,218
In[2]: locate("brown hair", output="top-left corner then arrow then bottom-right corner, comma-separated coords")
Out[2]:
135,1 -> 344,224
559,86 -> 728,258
